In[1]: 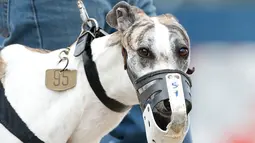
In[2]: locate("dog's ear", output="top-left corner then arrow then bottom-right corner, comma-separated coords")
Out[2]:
106,1 -> 145,32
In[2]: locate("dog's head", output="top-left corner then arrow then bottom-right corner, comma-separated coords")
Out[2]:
106,1 -> 191,79
106,2 -> 192,142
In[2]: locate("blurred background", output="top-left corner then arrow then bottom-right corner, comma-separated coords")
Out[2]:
153,0 -> 255,143
1,0 -> 254,142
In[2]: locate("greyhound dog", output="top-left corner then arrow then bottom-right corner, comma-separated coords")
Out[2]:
0,1 -> 193,143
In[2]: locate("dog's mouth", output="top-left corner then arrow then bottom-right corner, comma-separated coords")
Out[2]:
128,68 -> 193,135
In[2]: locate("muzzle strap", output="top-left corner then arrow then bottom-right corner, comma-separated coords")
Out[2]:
131,69 -> 192,112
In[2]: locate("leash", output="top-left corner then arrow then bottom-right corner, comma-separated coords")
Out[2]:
74,0 -> 131,112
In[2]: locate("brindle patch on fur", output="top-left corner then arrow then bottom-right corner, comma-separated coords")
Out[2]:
25,46 -> 51,54
156,14 -> 189,46
139,57 -> 155,69
126,20 -> 156,69
156,14 -> 179,25
107,32 -> 122,47
125,20 -> 153,50
0,56 -> 6,80
107,5 -> 191,78
156,14 -> 190,71
166,25 -> 189,46
160,53 -> 169,61
135,24 -> 154,45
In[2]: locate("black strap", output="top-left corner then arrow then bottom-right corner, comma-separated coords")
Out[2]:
0,82 -> 44,143
81,27 -> 131,113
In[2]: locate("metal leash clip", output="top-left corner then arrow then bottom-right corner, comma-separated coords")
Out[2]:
77,0 -> 99,31
58,47 -> 70,72
77,0 -> 108,35
74,0 -> 108,57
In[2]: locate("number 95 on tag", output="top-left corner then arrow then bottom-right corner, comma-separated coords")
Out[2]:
45,69 -> 77,92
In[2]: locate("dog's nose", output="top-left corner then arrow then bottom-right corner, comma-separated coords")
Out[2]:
152,99 -> 192,130
159,99 -> 192,115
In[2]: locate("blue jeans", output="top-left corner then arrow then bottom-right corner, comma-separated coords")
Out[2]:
0,0 -> 192,142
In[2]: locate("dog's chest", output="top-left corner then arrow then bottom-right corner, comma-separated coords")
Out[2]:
0,45 -> 93,142
0,45 -> 129,143
68,99 -> 130,143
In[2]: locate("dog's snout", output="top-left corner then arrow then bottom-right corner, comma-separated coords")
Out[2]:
153,99 -> 192,130
162,99 -> 192,115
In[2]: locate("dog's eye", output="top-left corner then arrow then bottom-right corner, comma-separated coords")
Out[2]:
137,48 -> 153,58
179,47 -> 189,58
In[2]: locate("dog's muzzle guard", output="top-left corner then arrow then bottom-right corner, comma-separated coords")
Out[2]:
128,69 -> 192,143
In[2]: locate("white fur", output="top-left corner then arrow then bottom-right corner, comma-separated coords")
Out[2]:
0,34 -> 137,143
0,15 -> 191,143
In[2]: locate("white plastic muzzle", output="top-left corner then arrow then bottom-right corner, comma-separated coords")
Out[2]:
143,73 -> 190,143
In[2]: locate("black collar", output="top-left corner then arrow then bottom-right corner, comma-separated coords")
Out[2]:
75,26 -> 131,113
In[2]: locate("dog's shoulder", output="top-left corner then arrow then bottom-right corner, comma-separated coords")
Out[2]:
1,44 -> 50,59
1,43 -> 26,55
1,44 -> 54,66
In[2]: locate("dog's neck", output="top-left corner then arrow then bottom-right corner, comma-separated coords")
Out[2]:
62,32 -> 139,142
69,31 -> 139,106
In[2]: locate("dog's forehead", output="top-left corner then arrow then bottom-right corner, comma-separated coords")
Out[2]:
153,14 -> 190,47
155,14 -> 178,24
122,14 -> 189,50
